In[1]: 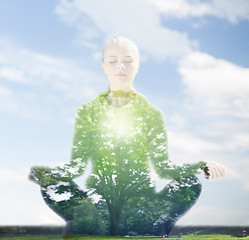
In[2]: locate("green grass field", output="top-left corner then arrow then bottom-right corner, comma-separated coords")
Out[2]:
0,235 -> 248,240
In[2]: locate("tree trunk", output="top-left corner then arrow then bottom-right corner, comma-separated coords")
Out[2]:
109,203 -> 123,235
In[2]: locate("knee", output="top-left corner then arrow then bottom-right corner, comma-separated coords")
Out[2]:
174,174 -> 202,199
186,174 -> 202,194
190,175 -> 202,198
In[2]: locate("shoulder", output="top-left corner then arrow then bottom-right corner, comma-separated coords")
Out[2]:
76,102 -> 92,117
137,94 -> 164,119
75,92 -> 107,116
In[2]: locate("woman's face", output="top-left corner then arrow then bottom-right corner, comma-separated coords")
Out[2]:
102,42 -> 139,91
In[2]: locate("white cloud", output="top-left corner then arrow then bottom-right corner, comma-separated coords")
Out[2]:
179,51 -> 249,118
0,84 -> 51,120
55,0 -> 194,61
0,67 -> 26,83
54,0 -> 249,62
0,39 -> 104,101
149,0 -> 249,23
148,0 -> 212,18
0,38 -> 106,119
167,122 -> 249,182
168,132 -> 249,189
168,130 -> 220,157
211,0 -> 249,23
164,51 -> 249,192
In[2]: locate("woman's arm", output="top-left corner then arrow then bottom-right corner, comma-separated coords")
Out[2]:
147,106 -> 201,180
29,104 -> 92,186
147,107 -> 226,180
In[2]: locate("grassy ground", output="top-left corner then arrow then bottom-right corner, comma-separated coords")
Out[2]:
0,235 -> 248,240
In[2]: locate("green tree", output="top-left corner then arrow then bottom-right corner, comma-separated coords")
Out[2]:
119,189 -> 170,235
71,198 -> 108,235
30,93 -> 203,236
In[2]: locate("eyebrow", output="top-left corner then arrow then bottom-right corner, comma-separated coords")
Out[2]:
108,56 -> 133,58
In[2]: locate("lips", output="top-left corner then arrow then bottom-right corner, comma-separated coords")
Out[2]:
115,72 -> 127,77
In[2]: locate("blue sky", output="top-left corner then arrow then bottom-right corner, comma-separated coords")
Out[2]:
0,0 -> 249,226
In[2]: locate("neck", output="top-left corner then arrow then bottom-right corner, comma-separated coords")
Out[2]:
109,83 -> 134,92
106,89 -> 136,108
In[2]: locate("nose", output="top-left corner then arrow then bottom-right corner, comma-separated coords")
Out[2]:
117,63 -> 125,70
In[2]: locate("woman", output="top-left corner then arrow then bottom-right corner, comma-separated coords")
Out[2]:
29,36 -> 225,236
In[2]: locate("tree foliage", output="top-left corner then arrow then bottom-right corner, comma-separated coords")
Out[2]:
71,198 -> 108,235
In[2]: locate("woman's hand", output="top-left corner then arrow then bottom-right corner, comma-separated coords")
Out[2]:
29,166 -> 54,186
200,162 -> 226,180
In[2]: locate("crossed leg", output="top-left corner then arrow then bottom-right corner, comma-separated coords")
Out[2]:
120,174 -> 202,235
40,180 -> 88,234
153,174 -> 202,235
40,174 -> 202,236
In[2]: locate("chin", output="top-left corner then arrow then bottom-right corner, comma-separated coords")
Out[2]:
115,77 -> 130,83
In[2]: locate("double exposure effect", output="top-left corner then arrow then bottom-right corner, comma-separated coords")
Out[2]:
29,36 -> 225,237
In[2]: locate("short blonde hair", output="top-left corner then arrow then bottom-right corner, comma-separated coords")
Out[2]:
102,36 -> 140,63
